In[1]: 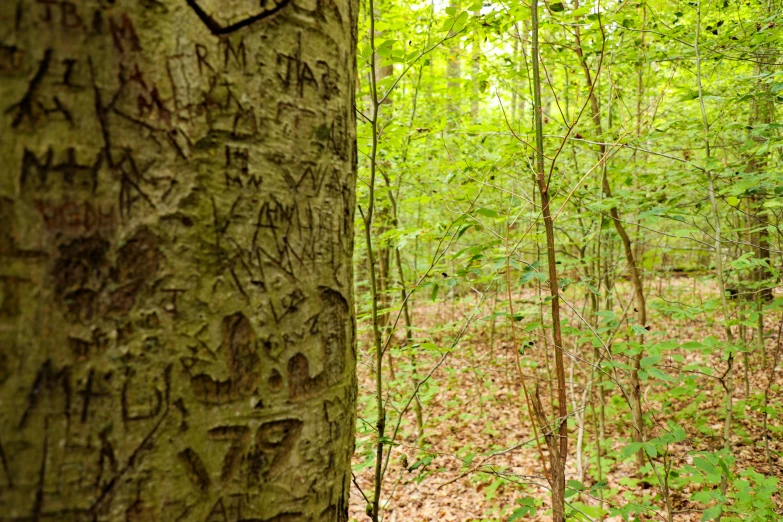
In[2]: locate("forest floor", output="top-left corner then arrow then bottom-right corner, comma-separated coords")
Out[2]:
348,278 -> 783,521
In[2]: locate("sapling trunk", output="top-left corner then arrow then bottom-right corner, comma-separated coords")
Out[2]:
489,291 -> 498,361
763,322 -> 782,469
695,1 -> 735,502
530,0 -> 568,518
395,245 -> 424,445
571,6 -> 648,472
365,2 -> 386,520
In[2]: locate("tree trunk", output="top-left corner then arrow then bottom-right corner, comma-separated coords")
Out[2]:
530,0 -> 567,518
0,1 -> 357,521
571,12 -> 647,472
747,23 -> 776,304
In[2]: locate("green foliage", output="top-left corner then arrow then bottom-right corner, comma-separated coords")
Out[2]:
351,0 -> 782,519
508,497 -> 538,519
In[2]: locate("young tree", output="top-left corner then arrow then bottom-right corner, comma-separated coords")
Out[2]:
0,1 -> 357,520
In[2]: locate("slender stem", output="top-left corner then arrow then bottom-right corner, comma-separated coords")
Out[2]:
571,4 -> 648,472
531,1 -> 567,519
763,321 -> 782,469
365,1 -> 385,519
695,0 -> 734,503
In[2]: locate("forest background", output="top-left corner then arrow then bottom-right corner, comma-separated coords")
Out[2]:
347,0 -> 783,520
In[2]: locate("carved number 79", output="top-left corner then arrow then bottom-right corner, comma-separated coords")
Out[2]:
208,419 -> 303,482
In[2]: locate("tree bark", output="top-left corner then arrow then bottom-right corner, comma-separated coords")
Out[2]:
747,21 -> 776,304
0,1 -> 357,521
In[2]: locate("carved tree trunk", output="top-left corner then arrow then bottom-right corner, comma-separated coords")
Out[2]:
0,1 -> 357,521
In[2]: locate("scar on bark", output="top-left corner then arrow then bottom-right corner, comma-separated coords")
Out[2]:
288,288 -> 349,399
178,448 -> 211,491
191,312 -> 261,404
185,0 -> 292,35
18,359 -> 72,430
0,436 -> 13,488
109,227 -> 160,313
89,365 -> 172,515
209,425 -> 251,482
5,48 -> 52,128
51,228 -> 160,319
255,419 -> 302,475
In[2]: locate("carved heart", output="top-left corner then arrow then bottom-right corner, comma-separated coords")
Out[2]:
186,0 -> 291,35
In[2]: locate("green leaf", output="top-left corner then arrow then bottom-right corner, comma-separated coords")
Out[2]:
456,224 -> 473,239
701,505 -> 722,521
693,457 -> 719,477
407,454 -> 433,472
671,424 -> 687,442
640,355 -> 662,368
621,442 -> 643,459
509,497 -> 537,520
647,366 -> 675,382
631,324 -> 648,336
727,196 -> 739,207
524,321 -> 541,332
452,11 -> 469,32
420,342 -> 438,352
476,207 -> 500,218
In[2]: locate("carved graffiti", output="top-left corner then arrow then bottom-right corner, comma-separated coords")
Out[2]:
209,418 -> 302,485
0,0 -> 355,519
190,312 -> 261,404
186,0 -> 292,35
50,227 -> 160,321
287,288 -> 349,399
